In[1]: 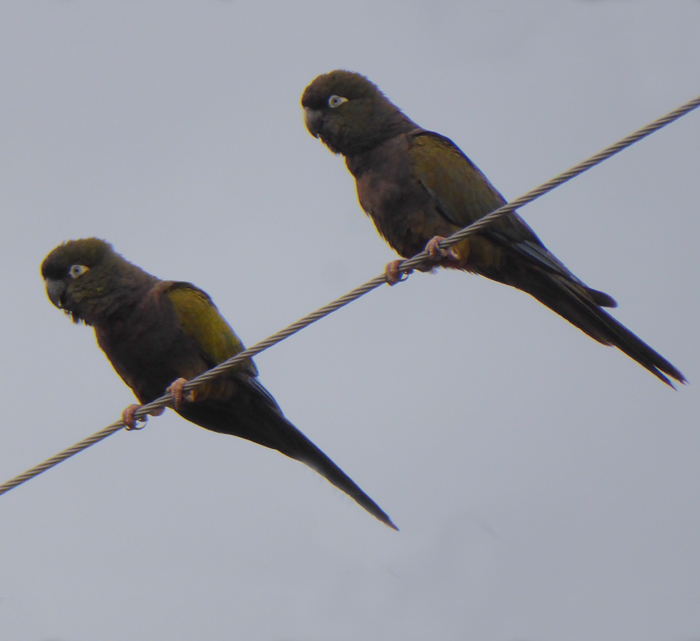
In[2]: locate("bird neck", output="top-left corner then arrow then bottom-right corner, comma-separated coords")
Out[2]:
81,261 -> 160,328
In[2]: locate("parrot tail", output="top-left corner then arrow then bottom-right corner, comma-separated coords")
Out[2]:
177,398 -> 398,530
277,419 -> 400,531
507,270 -> 686,387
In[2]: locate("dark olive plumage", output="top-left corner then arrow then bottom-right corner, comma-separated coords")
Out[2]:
42,238 -> 396,529
302,70 -> 685,387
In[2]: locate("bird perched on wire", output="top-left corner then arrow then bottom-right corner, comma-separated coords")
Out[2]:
41,238 -> 396,530
302,70 -> 685,387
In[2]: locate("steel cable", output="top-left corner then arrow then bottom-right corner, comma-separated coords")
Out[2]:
1,92 -> 697,498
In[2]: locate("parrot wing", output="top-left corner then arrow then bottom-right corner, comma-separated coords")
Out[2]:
164,283 -> 397,529
409,129 -> 508,227
408,131 -> 617,307
408,132 -> 684,384
165,281 -> 257,376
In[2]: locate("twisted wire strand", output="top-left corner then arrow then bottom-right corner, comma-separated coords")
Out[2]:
1,92 -> 698,498
410,92 -> 700,265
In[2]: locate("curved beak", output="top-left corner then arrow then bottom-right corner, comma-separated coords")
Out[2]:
303,107 -> 323,137
45,278 -> 66,308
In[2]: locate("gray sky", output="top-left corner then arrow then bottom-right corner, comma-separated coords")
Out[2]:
1,2 -> 699,640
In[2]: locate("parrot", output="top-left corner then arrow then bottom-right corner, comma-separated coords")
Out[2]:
41,238 -> 396,530
302,70 -> 685,387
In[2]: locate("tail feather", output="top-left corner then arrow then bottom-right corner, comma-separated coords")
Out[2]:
275,419 -> 399,530
511,270 -> 685,387
177,396 -> 398,530
585,286 -> 617,308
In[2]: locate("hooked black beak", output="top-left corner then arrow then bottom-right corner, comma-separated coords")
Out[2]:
45,278 -> 66,308
303,107 -> 323,137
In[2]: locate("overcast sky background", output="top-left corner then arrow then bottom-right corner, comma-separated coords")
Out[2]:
0,2 -> 699,640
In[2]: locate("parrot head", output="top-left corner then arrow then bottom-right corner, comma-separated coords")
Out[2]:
302,70 -> 414,156
41,238 -> 151,326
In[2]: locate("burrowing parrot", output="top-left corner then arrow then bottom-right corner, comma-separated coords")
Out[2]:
41,238 -> 396,529
302,70 -> 684,387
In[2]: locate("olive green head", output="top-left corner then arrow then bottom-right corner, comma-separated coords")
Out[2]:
302,70 -> 415,156
41,238 -> 154,326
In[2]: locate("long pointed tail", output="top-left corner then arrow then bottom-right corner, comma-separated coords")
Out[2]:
276,418 -> 399,530
511,271 -> 686,387
178,396 -> 398,530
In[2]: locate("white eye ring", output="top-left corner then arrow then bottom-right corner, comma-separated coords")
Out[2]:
69,264 -> 89,279
328,95 -> 348,108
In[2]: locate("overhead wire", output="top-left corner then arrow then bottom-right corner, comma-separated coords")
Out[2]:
0,92 -> 698,498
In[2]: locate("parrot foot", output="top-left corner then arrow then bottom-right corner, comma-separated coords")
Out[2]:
385,260 -> 412,286
122,403 -> 164,430
425,236 -> 461,263
167,377 -> 196,409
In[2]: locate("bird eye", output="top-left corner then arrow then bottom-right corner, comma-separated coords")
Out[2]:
328,95 -> 348,109
69,264 -> 89,279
